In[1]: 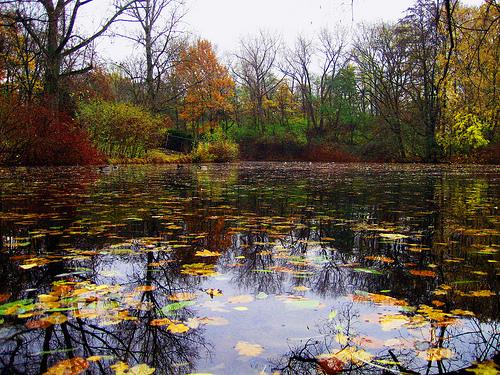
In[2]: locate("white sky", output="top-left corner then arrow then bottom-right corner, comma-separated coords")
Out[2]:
88,0 -> 485,62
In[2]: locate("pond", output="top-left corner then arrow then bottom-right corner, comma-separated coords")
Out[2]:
0,162 -> 498,374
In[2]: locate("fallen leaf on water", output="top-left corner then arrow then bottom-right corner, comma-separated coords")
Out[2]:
0,294 -> 11,303
331,347 -> 373,365
364,256 -> 394,263
43,357 -> 89,375
317,356 -> 344,375
409,269 -> 437,277
195,249 -> 221,257
293,285 -> 310,292
328,310 -> 338,321
468,290 -> 495,297
196,316 -> 229,326
335,333 -> 348,345
168,292 -> 197,301
417,348 -> 454,361
204,288 -> 223,297
111,361 -> 129,374
167,323 -> 190,334
128,364 -> 156,375
256,292 -> 268,300
45,312 -> 68,325
235,341 -> 264,357
86,356 -> 103,362
150,318 -> 173,326
228,295 -> 254,304
233,306 -> 248,311
26,319 -> 52,329
465,360 -> 499,374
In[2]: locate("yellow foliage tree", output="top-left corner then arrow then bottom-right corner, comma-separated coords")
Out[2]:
438,2 -> 499,154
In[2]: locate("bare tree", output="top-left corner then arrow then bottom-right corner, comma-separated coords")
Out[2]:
5,0 -> 141,110
352,24 -> 413,160
280,28 -> 348,135
231,30 -> 281,134
118,0 -> 186,111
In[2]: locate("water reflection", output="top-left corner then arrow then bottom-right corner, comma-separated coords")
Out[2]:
0,163 -> 498,374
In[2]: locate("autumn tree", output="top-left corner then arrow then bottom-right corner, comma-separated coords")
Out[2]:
437,1 -> 499,155
176,39 -> 234,136
0,11 -> 43,101
4,0 -> 141,110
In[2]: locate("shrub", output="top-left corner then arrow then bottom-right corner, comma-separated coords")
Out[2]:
0,96 -> 103,166
77,100 -> 167,158
191,139 -> 239,163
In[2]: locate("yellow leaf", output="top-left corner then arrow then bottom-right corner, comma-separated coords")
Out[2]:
335,333 -> 348,345
235,341 -> 264,357
45,312 -> 68,325
38,294 -> 59,303
417,348 -> 454,361
111,361 -> 129,375
195,249 -> 221,257
465,360 -> 499,374
86,356 -> 102,362
469,290 -> 495,297
129,364 -> 156,375
167,323 -> 190,334
204,288 -> 223,297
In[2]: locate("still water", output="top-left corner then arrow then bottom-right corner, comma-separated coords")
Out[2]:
0,163 -> 498,374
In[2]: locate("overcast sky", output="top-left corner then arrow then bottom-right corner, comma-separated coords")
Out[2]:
89,0 -> 485,62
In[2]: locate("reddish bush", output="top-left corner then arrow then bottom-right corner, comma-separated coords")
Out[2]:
0,96 -> 104,166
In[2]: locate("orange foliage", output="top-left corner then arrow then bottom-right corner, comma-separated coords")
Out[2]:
176,39 -> 234,133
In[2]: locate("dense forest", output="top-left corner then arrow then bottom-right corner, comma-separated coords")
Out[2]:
0,0 -> 498,165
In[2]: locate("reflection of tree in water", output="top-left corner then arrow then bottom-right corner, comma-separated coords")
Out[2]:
0,237 -> 211,374
271,302 -> 499,374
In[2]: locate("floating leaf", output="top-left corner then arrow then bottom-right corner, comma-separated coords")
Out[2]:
409,269 -> 437,277
167,322 -> 190,334
160,301 -> 196,314
353,268 -> 383,275
256,292 -> 268,300
0,294 -> 11,303
43,357 -> 89,375
168,292 -> 197,301
228,295 -> 254,304
204,288 -> 223,297
417,348 -> 454,361
328,310 -> 338,321
195,249 -> 221,257
26,319 -> 52,329
465,360 -> 499,374
235,341 -> 264,357
150,318 -> 173,327
128,364 -> 156,374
